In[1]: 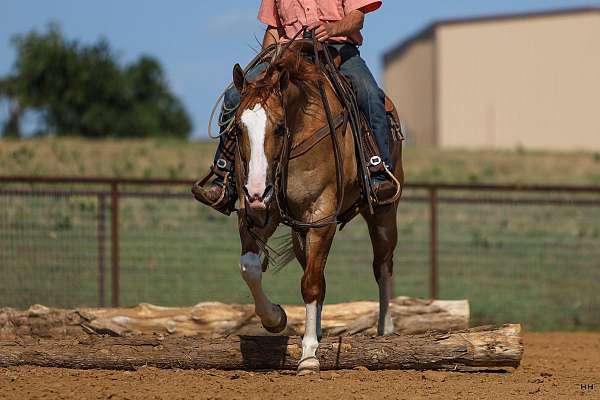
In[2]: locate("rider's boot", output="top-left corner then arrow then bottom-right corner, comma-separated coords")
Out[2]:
368,155 -> 397,204
372,169 -> 397,202
369,111 -> 397,204
191,131 -> 238,216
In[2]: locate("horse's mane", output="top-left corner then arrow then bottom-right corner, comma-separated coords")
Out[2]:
271,46 -> 323,88
240,46 -> 323,109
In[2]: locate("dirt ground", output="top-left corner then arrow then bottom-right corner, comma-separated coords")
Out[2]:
1,332 -> 598,400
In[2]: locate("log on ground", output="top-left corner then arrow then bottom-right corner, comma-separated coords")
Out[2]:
0,297 -> 469,339
0,324 -> 522,372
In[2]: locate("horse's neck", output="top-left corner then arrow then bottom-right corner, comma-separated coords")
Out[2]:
290,80 -> 345,148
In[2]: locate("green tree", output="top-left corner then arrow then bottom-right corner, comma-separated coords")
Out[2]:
0,76 -> 21,138
1,24 -> 192,138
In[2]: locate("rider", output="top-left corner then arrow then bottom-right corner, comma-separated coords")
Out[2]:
194,0 -> 395,214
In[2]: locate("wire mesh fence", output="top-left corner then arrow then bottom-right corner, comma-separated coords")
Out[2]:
1,177 -> 599,330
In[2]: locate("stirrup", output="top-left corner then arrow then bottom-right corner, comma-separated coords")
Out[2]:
375,165 -> 402,206
368,157 -> 402,206
191,164 -> 236,216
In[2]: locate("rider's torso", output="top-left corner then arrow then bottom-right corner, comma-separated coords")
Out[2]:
273,0 -> 364,45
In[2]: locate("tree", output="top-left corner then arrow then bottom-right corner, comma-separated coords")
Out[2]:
1,24 -> 192,138
0,76 -> 21,138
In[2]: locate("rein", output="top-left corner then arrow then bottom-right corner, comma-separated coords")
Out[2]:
235,28 -> 367,232
273,33 -> 349,230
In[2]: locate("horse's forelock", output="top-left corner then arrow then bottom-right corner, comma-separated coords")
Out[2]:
272,49 -> 322,84
241,50 -> 321,106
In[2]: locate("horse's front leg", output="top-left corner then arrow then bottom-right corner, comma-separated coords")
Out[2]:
296,225 -> 336,375
238,213 -> 287,333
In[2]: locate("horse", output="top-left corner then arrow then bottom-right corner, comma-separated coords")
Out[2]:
231,44 -> 404,375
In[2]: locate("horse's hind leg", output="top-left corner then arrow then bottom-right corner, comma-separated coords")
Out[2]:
238,214 -> 287,333
296,225 -> 336,375
364,205 -> 398,336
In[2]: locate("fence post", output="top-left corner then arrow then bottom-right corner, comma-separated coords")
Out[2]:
110,183 -> 120,307
429,187 -> 438,299
97,194 -> 106,307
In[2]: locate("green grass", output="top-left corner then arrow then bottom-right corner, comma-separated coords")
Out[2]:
1,138 -> 599,331
2,137 -> 600,184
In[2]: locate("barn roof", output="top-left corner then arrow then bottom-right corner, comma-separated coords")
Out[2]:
382,6 -> 600,66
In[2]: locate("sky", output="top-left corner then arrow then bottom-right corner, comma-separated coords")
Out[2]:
1,0 -> 598,138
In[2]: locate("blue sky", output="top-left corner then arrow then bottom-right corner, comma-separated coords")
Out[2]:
1,0 -> 597,138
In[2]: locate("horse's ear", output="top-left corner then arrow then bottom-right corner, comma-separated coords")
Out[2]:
279,69 -> 290,92
233,63 -> 246,92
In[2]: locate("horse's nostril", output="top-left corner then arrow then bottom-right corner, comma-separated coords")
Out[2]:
244,187 -> 263,203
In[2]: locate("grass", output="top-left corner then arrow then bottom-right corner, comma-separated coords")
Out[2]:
1,138 -> 599,331
2,137 -> 600,184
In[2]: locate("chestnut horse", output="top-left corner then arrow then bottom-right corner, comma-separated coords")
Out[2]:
232,45 -> 403,375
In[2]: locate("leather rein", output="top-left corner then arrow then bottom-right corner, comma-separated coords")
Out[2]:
237,28 -> 365,231
275,31 -> 352,230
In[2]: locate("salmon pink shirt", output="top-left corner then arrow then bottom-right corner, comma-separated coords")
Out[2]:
258,0 -> 382,45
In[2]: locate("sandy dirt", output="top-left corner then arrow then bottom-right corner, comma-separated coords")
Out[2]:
1,332 -> 599,400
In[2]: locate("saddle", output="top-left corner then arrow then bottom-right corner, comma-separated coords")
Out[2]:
292,42 -> 404,216
194,38 -> 404,225
299,42 -> 401,135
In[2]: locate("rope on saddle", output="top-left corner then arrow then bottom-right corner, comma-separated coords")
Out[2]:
207,44 -> 279,139
208,27 -> 310,139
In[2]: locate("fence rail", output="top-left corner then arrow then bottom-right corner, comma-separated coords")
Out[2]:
1,176 -> 599,330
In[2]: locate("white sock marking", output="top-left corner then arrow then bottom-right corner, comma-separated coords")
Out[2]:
301,301 -> 320,360
377,268 -> 394,336
241,104 -> 268,198
239,252 -> 280,327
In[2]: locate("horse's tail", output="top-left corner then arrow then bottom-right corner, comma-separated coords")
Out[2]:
265,229 -> 296,273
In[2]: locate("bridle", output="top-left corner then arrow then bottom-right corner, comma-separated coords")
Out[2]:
235,27 -> 375,232
274,33 -> 347,230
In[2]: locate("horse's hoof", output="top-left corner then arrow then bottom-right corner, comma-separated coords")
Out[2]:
297,356 -> 320,376
262,304 -> 287,334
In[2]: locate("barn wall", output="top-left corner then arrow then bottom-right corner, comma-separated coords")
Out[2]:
383,37 -> 436,146
436,12 -> 600,150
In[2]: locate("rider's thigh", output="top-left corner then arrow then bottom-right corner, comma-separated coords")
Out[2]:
339,54 -> 384,109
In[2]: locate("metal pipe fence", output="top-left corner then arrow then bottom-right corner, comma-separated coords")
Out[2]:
1,176 -> 599,330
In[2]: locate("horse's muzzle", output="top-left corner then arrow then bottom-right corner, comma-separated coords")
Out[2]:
243,184 -> 275,210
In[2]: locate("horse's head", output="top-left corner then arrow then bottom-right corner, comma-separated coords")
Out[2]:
233,51 -> 320,211
233,64 -> 289,210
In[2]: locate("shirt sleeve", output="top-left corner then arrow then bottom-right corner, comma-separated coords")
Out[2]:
343,0 -> 382,14
258,0 -> 280,27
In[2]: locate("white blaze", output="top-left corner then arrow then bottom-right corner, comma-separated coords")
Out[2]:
241,104 -> 268,198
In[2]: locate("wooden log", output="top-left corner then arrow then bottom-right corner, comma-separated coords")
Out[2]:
0,297 -> 469,339
0,325 -> 522,372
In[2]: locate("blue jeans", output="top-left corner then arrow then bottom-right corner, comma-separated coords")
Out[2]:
332,44 -> 392,167
216,44 -> 392,167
